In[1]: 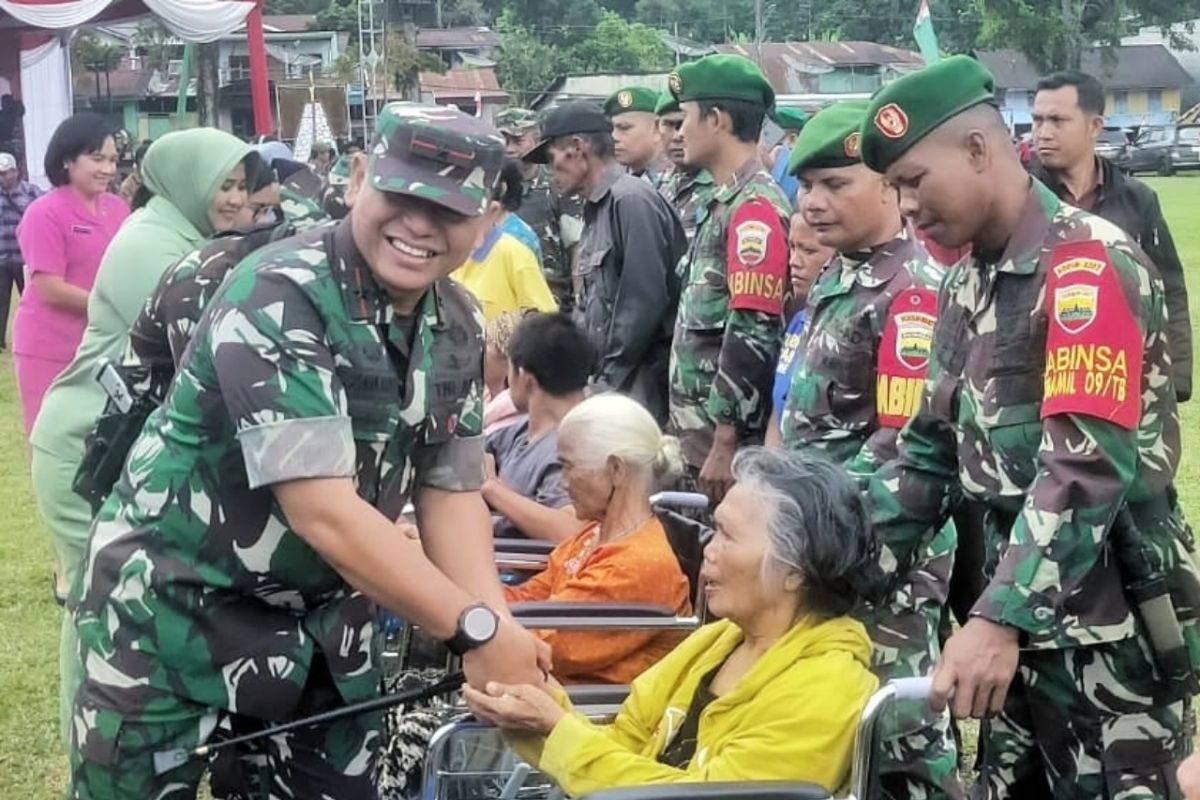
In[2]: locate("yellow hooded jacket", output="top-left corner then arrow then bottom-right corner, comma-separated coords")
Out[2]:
514,614 -> 878,797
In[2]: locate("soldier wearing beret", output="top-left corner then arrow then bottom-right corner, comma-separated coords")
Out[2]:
860,56 -> 1200,798
667,54 -> 792,502
497,106 -> 583,312
780,99 -> 961,800
67,103 -> 548,798
605,86 -> 669,185
654,89 -> 713,250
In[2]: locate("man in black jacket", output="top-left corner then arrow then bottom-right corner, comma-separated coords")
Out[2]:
1032,70 -> 1192,400
525,101 -> 687,423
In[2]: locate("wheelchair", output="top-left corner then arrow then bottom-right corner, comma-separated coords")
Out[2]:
417,677 -> 935,800
376,492 -> 713,799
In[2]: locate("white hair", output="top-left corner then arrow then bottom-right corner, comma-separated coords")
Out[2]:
558,393 -> 682,483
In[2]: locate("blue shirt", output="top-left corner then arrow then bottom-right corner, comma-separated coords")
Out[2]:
500,213 -> 542,262
772,310 -> 808,426
770,147 -> 799,211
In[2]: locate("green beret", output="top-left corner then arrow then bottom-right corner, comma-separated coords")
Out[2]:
860,55 -> 996,173
604,86 -> 660,116
667,54 -> 774,109
787,100 -> 869,175
655,89 -> 680,116
774,106 -> 808,131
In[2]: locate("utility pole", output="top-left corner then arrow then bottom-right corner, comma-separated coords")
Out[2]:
754,0 -> 764,66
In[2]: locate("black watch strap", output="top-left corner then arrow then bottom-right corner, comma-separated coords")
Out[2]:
445,603 -> 499,656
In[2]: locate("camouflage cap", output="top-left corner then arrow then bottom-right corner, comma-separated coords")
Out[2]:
367,101 -> 505,217
495,106 -> 539,134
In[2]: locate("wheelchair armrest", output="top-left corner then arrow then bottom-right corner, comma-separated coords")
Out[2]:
510,601 -> 699,630
579,782 -> 831,800
495,553 -> 549,572
494,537 -> 556,555
511,601 -> 677,618
565,683 -> 631,708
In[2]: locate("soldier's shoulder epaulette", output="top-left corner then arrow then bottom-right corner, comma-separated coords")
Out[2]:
1050,206 -> 1151,282
735,172 -> 791,216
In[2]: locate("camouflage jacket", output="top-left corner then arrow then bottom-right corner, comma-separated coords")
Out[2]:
514,165 -> 583,312
74,218 -> 487,720
780,231 -> 944,479
867,179 -> 1200,657
668,157 -> 791,468
657,165 -> 714,253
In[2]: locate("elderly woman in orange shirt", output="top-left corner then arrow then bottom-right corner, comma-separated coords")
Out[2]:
505,392 -> 691,685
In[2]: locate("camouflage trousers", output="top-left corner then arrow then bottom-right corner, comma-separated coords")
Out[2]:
971,637 -> 1193,800
867,521 -> 965,800
69,666 -> 382,800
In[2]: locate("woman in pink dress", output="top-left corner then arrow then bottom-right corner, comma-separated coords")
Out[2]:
14,113 -> 129,435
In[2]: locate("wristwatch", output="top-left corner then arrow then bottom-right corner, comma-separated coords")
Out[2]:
445,603 -> 500,656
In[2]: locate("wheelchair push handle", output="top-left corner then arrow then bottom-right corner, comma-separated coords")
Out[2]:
890,676 -> 933,702
650,491 -> 710,510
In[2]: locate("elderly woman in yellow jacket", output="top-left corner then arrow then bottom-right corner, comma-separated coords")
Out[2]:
466,447 -> 879,796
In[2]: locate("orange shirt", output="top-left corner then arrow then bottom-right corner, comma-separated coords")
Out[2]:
504,516 -> 691,685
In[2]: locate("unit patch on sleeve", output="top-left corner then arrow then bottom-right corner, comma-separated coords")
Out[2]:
726,197 -> 788,315
1041,240 -> 1142,430
876,286 -> 937,427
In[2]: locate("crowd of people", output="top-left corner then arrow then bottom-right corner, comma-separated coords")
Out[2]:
1,48 -> 1198,800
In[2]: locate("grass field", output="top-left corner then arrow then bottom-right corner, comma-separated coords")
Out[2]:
0,175 -> 1197,796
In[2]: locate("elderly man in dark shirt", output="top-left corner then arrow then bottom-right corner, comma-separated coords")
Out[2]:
525,101 -> 687,424
1031,70 -> 1192,400
0,151 -> 39,351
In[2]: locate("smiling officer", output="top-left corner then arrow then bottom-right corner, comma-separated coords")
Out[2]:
68,103 -> 546,799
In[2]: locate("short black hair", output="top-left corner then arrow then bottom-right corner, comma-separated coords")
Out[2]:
697,98 -> 766,143
133,141 -> 152,168
242,151 -> 277,194
494,159 -> 525,211
1036,70 -> 1106,116
44,113 -> 116,187
508,312 -> 595,396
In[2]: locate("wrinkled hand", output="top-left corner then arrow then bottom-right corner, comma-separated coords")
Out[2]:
1179,752 -> 1200,799
699,439 -> 736,504
463,616 -> 548,691
931,617 -> 1020,718
464,681 -> 566,734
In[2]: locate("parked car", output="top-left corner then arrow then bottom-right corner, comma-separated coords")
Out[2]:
1095,128 -> 1130,164
1121,124 -> 1200,175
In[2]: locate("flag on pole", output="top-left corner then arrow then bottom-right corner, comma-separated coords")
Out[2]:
913,0 -> 941,65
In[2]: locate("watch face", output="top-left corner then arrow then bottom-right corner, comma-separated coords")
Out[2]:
463,606 -> 498,642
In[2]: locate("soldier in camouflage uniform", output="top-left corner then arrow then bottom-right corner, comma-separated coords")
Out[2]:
654,89 -> 713,251
667,54 -> 791,502
320,152 -> 355,220
68,103 -> 546,799
497,107 -> 583,311
780,100 -> 961,800
860,56 -> 1200,798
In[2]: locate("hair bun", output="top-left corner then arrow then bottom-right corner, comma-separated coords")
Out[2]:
652,434 -> 684,480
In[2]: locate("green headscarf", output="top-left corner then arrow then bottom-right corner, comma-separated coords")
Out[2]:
140,128 -> 252,237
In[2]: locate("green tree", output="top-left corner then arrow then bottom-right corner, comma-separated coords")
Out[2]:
494,10 -> 566,104
566,11 -> 674,72
330,30 -> 443,96
977,0 -> 1199,69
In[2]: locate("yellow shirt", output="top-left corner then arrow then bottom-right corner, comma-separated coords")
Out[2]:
512,615 -> 878,796
451,226 -> 557,322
